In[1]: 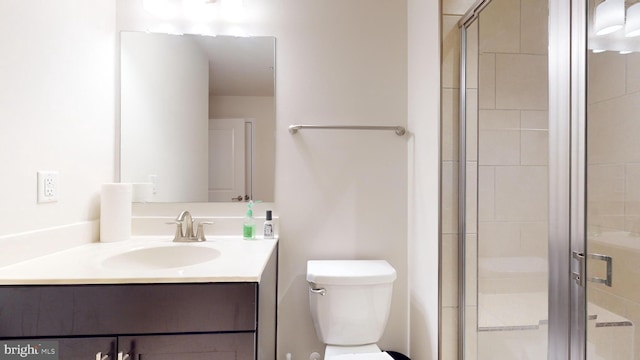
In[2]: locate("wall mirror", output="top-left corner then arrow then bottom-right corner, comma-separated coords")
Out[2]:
120,32 -> 275,203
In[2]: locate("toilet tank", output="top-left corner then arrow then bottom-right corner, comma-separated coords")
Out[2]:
307,260 -> 396,346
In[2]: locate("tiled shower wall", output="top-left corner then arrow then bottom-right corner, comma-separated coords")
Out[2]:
441,0 -> 548,358
476,0 -> 548,295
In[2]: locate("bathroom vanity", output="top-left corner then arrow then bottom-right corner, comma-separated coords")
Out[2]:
0,238 -> 278,360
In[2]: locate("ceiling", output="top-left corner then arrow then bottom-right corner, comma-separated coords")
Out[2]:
190,35 -> 275,97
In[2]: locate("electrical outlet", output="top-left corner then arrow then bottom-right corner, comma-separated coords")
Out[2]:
37,171 -> 59,203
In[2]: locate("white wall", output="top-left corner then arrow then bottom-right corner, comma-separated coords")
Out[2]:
121,32 -> 209,202
0,0 -> 116,237
209,95 -> 275,202
408,0 -> 441,359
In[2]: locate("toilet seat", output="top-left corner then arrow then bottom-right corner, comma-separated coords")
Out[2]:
325,345 -> 394,360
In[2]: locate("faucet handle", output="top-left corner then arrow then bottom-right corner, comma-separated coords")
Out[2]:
195,222 -> 214,242
166,221 -> 184,241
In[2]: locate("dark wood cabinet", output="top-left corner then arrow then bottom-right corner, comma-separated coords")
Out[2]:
120,333 -> 254,360
54,337 -> 115,360
14,333 -> 254,360
0,284 -> 259,360
0,245 -> 278,360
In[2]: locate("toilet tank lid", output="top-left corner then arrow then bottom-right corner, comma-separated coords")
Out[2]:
307,260 -> 397,285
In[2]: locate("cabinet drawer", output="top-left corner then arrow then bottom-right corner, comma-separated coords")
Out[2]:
120,333 -> 255,360
0,283 -> 257,337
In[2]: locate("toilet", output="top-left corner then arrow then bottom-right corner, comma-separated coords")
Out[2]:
307,260 -> 397,360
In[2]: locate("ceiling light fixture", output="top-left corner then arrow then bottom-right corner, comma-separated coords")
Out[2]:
626,3 -> 640,37
594,0 -> 625,36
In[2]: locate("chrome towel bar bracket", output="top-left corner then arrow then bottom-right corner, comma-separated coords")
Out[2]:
288,124 -> 406,136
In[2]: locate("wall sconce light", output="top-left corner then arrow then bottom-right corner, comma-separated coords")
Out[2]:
182,0 -> 218,22
142,0 -> 244,23
594,0 -> 625,35
142,0 -> 180,19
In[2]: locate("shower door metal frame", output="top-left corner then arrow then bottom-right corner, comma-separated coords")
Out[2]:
548,0 -> 588,358
457,0 -> 588,359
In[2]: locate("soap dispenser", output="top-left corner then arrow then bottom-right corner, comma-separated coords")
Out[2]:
243,201 -> 256,240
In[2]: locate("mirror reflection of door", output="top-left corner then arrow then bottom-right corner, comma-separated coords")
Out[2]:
208,118 -> 249,202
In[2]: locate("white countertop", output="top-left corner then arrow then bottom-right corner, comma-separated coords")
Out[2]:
0,236 -> 278,285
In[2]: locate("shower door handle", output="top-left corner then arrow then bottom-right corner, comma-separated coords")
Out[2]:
588,253 -> 613,287
571,251 -> 613,288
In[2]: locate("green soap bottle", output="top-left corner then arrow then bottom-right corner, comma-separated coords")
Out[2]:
243,201 -> 256,240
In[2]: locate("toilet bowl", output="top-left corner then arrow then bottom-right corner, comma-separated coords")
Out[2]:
307,260 -> 397,360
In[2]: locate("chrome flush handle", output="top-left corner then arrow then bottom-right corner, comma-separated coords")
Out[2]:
309,286 -> 326,296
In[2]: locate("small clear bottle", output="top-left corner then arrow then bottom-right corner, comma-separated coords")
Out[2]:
263,210 -> 274,239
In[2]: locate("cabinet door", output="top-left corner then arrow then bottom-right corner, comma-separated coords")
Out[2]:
119,333 -> 254,360
1,337 -> 116,360
58,337 -> 116,360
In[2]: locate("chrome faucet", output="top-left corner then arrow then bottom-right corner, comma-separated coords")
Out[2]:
177,210 -> 195,239
168,211 -> 212,242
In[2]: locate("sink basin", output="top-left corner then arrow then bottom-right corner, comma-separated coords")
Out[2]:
102,245 -> 221,270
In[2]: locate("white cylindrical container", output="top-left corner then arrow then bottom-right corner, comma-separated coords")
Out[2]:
100,183 -> 132,242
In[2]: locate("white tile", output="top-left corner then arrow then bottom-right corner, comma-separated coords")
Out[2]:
441,307 -> 459,360
521,129 -> 548,165
520,222 -> 548,257
479,109 -> 520,130
587,98 -> 630,165
626,52 -> 640,94
521,110 -> 548,130
478,107 -> 521,166
625,163 -> 640,216
466,234 -> 478,306
478,0 -> 521,54
478,221 -> 521,257
479,54 -> 496,109
466,162 -> 478,234
495,54 -> 548,110
479,129 -> 520,165
478,166 -> 495,221
588,52 -> 626,104
442,88 -> 459,161
466,89 -> 479,161
442,234 -> 459,307
443,15 -> 462,89
442,161 -> 459,234
520,0 -> 548,55
466,19 -> 479,90
494,166 -> 548,221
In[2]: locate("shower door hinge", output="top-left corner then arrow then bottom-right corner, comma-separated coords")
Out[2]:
572,251 -> 586,287
571,251 -> 613,288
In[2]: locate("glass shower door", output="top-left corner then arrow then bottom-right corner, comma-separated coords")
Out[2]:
459,0 -> 640,358
459,0 -> 550,358
584,0 -> 640,358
